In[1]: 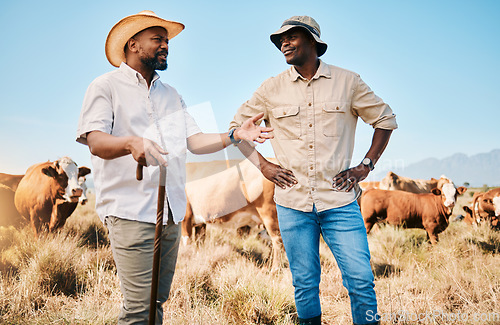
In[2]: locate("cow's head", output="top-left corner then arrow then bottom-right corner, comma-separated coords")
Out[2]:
482,189 -> 500,217
462,205 -> 472,220
42,157 -> 83,203
380,171 -> 399,190
432,183 -> 467,209
436,175 -> 451,190
77,166 -> 91,205
462,205 -> 478,225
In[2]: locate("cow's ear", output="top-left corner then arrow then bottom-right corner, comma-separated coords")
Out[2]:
78,166 -> 91,177
431,188 -> 441,196
463,206 -> 472,214
456,186 -> 467,195
42,166 -> 58,178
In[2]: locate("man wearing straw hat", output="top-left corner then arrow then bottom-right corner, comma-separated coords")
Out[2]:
76,10 -> 273,324
230,16 -> 397,325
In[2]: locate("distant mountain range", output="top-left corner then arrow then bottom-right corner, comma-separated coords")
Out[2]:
371,149 -> 500,187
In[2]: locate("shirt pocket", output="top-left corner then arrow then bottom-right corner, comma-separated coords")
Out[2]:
322,102 -> 349,137
271,105 -> 301,139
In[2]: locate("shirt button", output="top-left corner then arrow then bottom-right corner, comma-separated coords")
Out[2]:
309,145 -> 313,149
309,124 -> 313,127
312,187 -> 315,192
308,103 -> 312,106
336,106 -> 340,110
310,166 -> 313,170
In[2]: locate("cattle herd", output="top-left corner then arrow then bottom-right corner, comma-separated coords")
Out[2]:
1,158 -> 499,263
181,166 -> 500,259
359,172 -> 500,235
181,163 -> 500,270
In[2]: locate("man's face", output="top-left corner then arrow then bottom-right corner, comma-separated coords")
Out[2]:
133,26 -> 169,71
279,28 -> 317,66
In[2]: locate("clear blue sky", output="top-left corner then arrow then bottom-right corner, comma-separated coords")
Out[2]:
0,0 -> 499,177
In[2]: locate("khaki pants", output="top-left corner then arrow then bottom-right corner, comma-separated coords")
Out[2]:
105,214 -> 180,325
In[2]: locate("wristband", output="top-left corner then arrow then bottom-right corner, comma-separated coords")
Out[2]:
228,128 -> 242,145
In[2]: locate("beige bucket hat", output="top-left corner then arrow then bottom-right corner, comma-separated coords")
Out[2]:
270,16 -> 327,57
105,10 -> 185,67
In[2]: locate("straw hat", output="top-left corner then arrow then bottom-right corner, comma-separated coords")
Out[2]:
105,10 -> 185,67
270,16 -> 327,57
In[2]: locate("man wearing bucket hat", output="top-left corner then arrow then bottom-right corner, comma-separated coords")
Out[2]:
230,16 -> 397,325
76,10 -> 273,324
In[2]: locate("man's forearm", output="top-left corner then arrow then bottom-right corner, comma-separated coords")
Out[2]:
332,128 -> 393,191
86,131 -> 135,159
187,132 -> 231,154
236,140 -> 297,188
234,140 -> 269,171
87,131 -> 168,166
187,131 -> 269,169
187,114 -> 273,155
364,128 -> 393,166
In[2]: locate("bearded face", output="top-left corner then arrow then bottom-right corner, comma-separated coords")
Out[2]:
140,49 -> 168,71
130,26 -> 169,71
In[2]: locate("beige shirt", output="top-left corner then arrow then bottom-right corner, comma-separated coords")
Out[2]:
230,60 -> 398,212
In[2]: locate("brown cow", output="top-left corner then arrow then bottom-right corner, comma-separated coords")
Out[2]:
14,157 -> 84,237
378,172 -> 452,194
182,159 -> 283,272
361,185 -> 467,244
476,188 -> 500,228
359,181 -> 380,191
183,200 -> 263,243
462,189 -> 500,228
0,173 -> 24,191
53,167 -> 92,230
461,192 -> 486,226
0,167 -> 90,232
0,184 -> 24,228
461,205 -> 476,226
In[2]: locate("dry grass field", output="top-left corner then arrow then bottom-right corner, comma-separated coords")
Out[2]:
1,189 -> 499,325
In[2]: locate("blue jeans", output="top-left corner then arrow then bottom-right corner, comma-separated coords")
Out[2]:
277,201 -> 378,324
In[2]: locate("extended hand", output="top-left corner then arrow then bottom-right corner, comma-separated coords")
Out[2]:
332,164 -> 370,192
261,161 -> 297,189
236,112 -> 274,143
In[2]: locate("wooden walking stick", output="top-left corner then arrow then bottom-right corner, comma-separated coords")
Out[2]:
136,163 -> 166,325
149,164 -> 166,325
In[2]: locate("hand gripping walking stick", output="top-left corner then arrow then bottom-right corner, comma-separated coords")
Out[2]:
136,163 -> 166,325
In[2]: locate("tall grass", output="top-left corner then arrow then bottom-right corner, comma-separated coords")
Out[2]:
0,197 -> 119,325
1,193 -> 499,324
368,223 -> 500,325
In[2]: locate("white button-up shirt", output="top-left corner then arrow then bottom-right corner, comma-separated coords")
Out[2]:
76,63 -> 201,224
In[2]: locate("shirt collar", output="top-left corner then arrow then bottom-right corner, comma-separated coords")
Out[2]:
289,59 -> 331,82
119,62 -> 161,86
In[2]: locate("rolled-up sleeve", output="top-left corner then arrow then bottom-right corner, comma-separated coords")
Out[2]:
76,79 -> 114,145
229,83 -> 269,131
180,97 -> 202,137
352,75 -> 398,130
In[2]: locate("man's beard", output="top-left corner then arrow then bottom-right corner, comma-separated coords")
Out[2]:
141,51 -> 168,71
